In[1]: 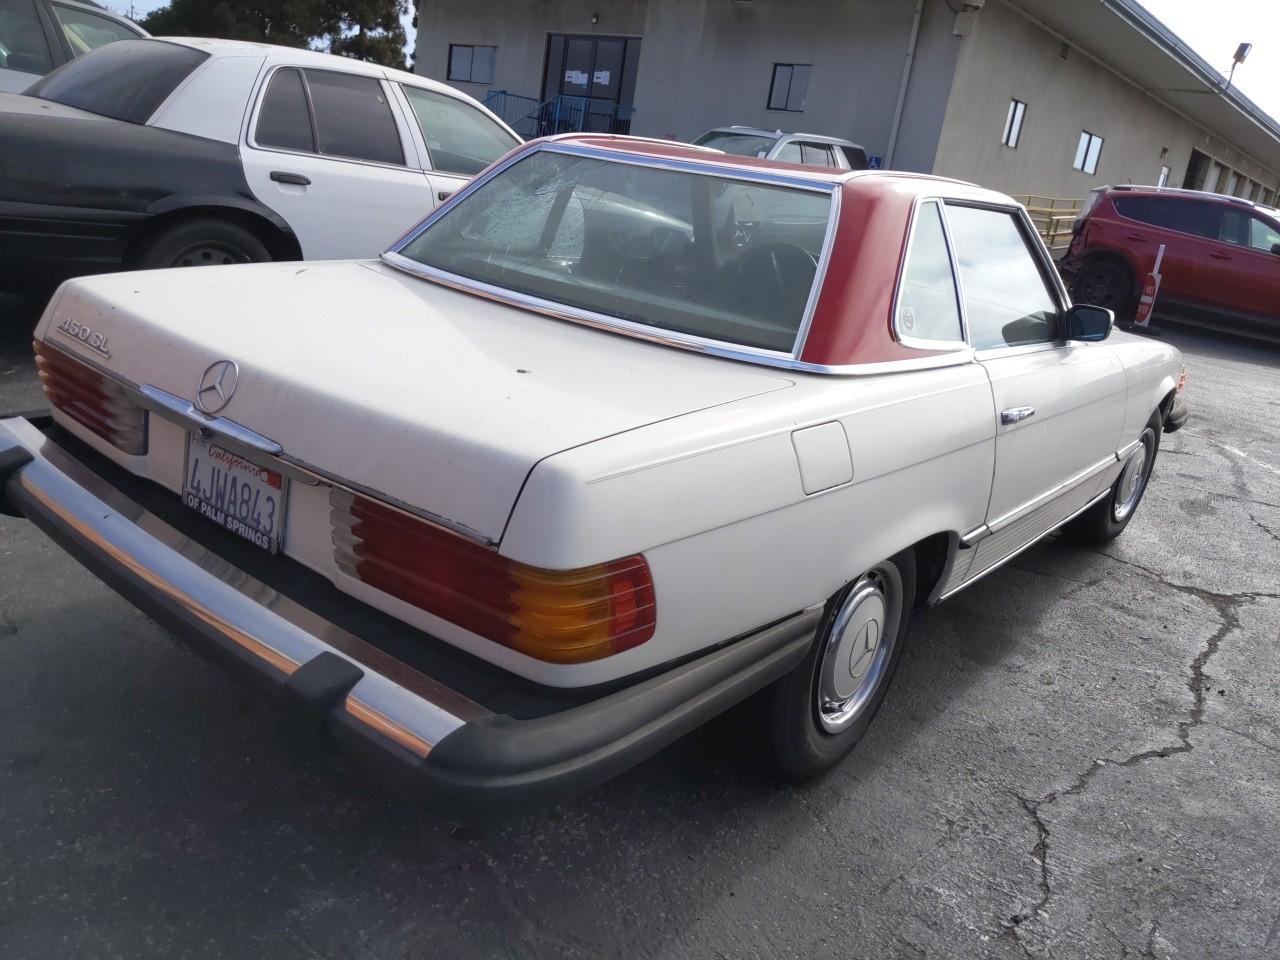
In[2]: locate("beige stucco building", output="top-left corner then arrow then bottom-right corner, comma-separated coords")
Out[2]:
414,0 -> 1280,204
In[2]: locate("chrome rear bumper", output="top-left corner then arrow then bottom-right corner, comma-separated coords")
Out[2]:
0,417 -> 819,819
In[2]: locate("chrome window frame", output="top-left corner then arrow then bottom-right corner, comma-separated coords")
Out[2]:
890,195 -> 970,352
383,141 -> 844,366
940,198 -> 1075,359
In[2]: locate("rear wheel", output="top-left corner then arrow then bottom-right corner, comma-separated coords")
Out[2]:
1072,259 -> 1132,313
134,218 -> 273,270
766,550 -> 915,779
1064,414 -> 1161,545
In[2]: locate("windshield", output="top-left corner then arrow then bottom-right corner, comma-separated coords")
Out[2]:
397,151 -> 833,353
694,130 -> 780,158
27,39 -> 207,124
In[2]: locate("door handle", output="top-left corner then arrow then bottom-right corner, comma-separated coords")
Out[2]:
1124,233 -> 1147,241
437,190 -> 453,202
270,171 -> 311,186
1001,406 -> 1035,425
1210,251 -> 1232,260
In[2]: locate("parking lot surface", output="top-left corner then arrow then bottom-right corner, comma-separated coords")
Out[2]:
2,299 -> 1278,959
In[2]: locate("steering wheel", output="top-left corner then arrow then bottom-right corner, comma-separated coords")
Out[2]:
729,242 -> 820,318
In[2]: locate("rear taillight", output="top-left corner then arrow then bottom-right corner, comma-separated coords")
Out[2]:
34,340 -> 147,455
331,489 -> 656,664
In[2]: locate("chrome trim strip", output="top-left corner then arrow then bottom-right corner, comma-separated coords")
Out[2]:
533,141 -> 840,192
384,138 -> 840,367
0,417 -> 487,757
791,185 -> 842,358
379,254 -> 975,377
891,196 -> 970,352
1117,437 -> 1142,460
960,525 -> 990,546
139,384 -> 283,456
938,487 -> 1112,602
987,453 -> 1118,534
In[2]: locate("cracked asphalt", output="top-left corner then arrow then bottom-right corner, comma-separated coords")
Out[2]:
2,293 -> 1279,959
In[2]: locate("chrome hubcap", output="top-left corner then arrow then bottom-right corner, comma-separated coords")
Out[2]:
816,564 -> 902,734
1114,427 -> 1155,521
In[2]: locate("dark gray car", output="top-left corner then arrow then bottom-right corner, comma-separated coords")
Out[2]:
0,0 -> 143,93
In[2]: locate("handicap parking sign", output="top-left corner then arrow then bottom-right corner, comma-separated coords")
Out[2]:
868,155 -> 883,169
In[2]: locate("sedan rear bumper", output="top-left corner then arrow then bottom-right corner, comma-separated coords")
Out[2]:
0,416 -> 820,820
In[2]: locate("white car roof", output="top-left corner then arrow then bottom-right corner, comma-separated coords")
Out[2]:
157,36 -> 473,100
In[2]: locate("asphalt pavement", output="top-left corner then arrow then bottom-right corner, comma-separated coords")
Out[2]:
2,293 -> 1279,959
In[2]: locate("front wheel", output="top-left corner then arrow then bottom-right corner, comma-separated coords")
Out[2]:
766,550 -> 916,779
1064,415 -> 1161,545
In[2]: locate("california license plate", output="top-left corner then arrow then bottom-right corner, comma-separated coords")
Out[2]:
183,434 -> 288,553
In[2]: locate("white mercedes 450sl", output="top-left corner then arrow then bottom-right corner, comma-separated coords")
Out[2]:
0,134 -> 1189,817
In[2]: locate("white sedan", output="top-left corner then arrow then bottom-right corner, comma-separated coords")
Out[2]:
0,135 -> 1189,818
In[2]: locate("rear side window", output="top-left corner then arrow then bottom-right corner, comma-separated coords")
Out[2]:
896,201 -> 963,345
1113,196 -> 1221,239
28,39 -> 207,124
944,204 -> 1058,350
304,69 -> 403,166
840,145 -> 869,169
401,85 -> 517,176
0,0 -> 54,75
255,68 -> 314,152
774,141 -> 803,164
50,2 -> 139,57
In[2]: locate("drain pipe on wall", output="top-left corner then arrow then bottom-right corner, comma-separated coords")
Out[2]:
885,0 -> 925,169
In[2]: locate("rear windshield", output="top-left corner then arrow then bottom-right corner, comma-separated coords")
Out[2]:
28,39 -> 207,124
694,131 -> 780,158
397,151 -> 834,353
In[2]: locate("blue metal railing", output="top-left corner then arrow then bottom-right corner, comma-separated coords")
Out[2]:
483,90 -> 634,139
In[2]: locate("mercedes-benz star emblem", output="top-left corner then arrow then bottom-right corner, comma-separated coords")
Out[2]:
195,360 -> 239,415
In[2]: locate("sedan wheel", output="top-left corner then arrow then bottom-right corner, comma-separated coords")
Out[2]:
1113,425 -> 1156,523
134,217 -> 273,271
766,549 -> 915,779
1064,413 -> 1162,545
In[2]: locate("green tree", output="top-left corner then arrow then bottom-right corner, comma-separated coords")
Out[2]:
140,0 -> 409,68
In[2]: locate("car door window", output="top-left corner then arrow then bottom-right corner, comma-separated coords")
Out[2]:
774,141 -> 803,164
401,85 -> 518,177
303,69 -> 404,166
799,142 -> 837,167
896,201 -> 963,344
944,204 -> 1059,350
255,68 -> 315,153
0,0 -> 53,74
1114,196 -> 1221,239
1218,208 -> 1250,247
1249,215 -> 1280,254
49,2 -> 136,57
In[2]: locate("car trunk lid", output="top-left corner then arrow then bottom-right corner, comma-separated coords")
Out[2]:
40,260 -> 794,542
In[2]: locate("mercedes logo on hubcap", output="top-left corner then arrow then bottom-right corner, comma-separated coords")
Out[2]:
195,360 -> 239,415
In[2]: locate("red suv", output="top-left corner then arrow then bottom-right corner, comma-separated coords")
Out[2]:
1063,186 -> 1280,336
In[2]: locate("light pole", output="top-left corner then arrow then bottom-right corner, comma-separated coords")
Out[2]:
1226,42 -> 1252,90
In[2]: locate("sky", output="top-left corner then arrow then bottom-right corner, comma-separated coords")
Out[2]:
111,1 -> 1276,122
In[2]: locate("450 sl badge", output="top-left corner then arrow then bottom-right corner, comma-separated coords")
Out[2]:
55,317 -> 112,359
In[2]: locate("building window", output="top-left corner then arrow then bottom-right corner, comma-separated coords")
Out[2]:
1073,130 -> 1104,174
1001,98 -> 1026,148
1157,165 -> 1170,188
448,44 -> 496,84
768,63 -> 810,112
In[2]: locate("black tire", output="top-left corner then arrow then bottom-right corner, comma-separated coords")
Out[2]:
1072,258 -> 1132,314
766,549 -> 916,779
1064,413 -> 1161,545
133,218 -> 273,270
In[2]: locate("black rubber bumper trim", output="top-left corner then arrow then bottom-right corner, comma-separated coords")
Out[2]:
0,445 -> 34,516
3,426 -> 824,821
408,607 -> 822,821
1164,394 -> 1189,433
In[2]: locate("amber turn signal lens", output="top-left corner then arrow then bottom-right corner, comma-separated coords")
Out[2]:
330,489 -> 656,663
34,340 -> 147,455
